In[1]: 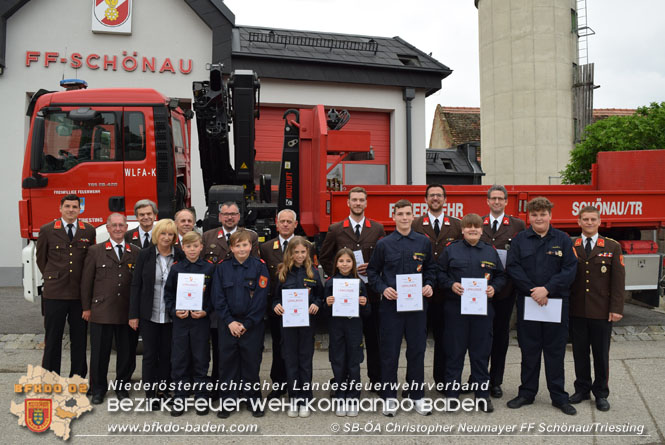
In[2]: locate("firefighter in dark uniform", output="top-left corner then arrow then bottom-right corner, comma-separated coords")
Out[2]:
506,197 -> 578,415
81,213 -> 139,404
411,184 -> 461,388
569,205 -> 625,412
36,194 -> 96,378
259,209 -> 298,399
212,229 -> 269,418
481,185 -> 526,398
164,231 -> 215,416
367,199 -> 436,417
438,213 -> 506,413
201,201 -> 259,388
319,186 -> 385,390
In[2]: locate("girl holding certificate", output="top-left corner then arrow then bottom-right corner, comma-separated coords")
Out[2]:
324,248 -> 369,417
273,237 -> 323,418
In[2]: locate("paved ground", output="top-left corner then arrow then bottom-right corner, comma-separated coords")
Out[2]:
2,287 -> 665,443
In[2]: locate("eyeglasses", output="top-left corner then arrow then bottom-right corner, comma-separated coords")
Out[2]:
427,193 -> 444,198
220,212 -> 239,217
488,197 -> 506,201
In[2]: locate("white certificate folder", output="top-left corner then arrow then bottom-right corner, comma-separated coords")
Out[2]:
332,278 -> 360,318
176,273 -> 205,311
523,297 -> 562,323
282,289 -> 310,327
396,273 -> 423,312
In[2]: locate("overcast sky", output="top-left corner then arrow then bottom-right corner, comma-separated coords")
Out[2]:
224,0 -> 665,142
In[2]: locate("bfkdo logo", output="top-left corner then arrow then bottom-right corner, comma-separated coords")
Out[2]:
25,399 -> 52,433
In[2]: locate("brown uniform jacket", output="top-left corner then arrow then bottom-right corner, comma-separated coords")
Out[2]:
412,214 -> 461,302
36,219 -> 96,300
571,235 -> 625,319
318,217 -> 385,277
80,241 -> 139,324
480,214 -> 526,300
201,227 -> 259,264
259,236 -> 286,299
124,227 -> 152,249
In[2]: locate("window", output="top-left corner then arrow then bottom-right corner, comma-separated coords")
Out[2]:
124,112 -> 146,161
40,111 -> 119,172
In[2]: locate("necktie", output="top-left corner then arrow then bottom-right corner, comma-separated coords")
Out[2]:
226,233 -> 230,243
143,233 -> 150,249
585,237 -> 592,256
492,220 -> 498,233
433,218 -> 440,237
283,240 -> 288,252
355,224 -> 361,238
67,223 -> 74,241
117,244 -> 124,260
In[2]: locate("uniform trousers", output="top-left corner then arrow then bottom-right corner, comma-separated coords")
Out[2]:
329,317 -> 364,400
218,323 -> 264,403
268,314 -> 287,385
489,293 -> 516,387
281,325 -> 315,402
171,317 -> 210,399
571,317 -> 612,399
89,322 -> 132,396
42,298 -> 87,378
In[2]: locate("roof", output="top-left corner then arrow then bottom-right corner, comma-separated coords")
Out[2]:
231,26 -> 451,95
429,106 -> 638,149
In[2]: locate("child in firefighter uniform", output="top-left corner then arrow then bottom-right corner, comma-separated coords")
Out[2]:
211,229 -> 269,418
324,248 -> 370,417
164,231 -> 215,416
437,213 -> 506,412
273,236 -> 324,418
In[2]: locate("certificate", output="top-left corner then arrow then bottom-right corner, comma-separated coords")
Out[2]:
396,273 -> 423,312
332,278 -> 360,318
496,249 -> 507,268
176,273 -> 205,311
460,278 -> 487,315
523,296 -> 562,323
353,250 -> 368,283
282,289 -> 310,327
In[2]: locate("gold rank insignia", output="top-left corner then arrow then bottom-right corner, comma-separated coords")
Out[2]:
601,265 -> 607,273
273,240 -> 280,249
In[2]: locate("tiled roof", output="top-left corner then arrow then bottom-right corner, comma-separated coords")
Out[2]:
233,26 -> 450,73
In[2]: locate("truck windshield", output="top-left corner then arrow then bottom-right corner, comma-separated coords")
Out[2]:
38,111 -> 119,172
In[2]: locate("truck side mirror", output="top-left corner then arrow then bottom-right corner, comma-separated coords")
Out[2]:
30,113 -> 45,173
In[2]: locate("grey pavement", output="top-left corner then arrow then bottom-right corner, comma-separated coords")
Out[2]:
1,286 -> 664,443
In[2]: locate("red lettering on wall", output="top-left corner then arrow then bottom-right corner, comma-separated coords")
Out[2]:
179,59 -> 192,74
25,51 -> 40,66
44,52 -> 59,67
86,54 -> 100,70
70,53 -> 82,69
159,58 -> 175,74
103,55 -> 117,71
142,57 -> 155,73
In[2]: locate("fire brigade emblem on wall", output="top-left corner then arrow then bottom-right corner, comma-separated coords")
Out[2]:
92,0 -> 132,34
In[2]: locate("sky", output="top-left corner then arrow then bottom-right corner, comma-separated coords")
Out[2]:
224,0 -> 665,142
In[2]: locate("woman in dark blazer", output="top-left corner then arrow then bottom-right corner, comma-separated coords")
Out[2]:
129,218 -> 183,399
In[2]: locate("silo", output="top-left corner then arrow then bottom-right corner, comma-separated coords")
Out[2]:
476,0 -> 578,185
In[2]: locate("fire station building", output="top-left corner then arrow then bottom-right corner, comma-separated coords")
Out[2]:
0,0 -> 450,284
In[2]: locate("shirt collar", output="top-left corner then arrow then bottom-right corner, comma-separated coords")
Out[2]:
427,213 -> 443,226
138,226 -> 152,238
61,218 -> 77,228
111,239 -> 125,249
224,227 -> 237,237
349,216 -> 365,229
279,234 -> 294,244
489,213 -> 505,226
584,233 -> 599,246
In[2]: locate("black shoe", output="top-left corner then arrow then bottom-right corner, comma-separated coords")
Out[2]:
116,390 -> 130,400
595,397 -> 610,412
569,392 -> 590,404
490,385 -> 503,398
507,396 -> 533,409
170,407 -> 185,417
91,394 -> 104,405
553,402 -> 577,415
251,408 -> 265,418
217,409 -> 230,419
267,389 -> 285,400
479,398 -> 494,413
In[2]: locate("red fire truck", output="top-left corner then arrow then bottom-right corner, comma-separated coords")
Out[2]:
19,72 -> 665,306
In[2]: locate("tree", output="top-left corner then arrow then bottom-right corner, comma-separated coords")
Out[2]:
561,102 -> 665,184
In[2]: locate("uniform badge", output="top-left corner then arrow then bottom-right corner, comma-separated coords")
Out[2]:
597,238 -> 605,247
422,217 -> 430,226
502,217 -> 510,225
601,265 -> 607,273
557,251 -> 562,257
443,217 -> 451,226
25,399 -> 52,433
620,255 -> 625,266
132,232 -> 139,240
105,242 -> 112,250
484,273 -> 490,280
259,276 -> 268,288
273,240 -> 280,250
416,264 -> 423,272
127,263 -> 134,270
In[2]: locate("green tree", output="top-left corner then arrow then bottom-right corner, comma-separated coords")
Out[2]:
561,102 -> 665,184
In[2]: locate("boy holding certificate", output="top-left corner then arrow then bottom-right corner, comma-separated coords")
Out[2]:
211,229 -> 269,418
324,248 -> 369,417
437,213 -> 506,412
367,199 -> 436,417
163,231 -> 215,416
273,237 -> 323,418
